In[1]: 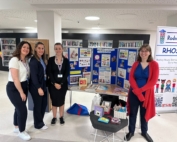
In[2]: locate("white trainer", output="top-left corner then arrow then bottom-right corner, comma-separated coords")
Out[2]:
18,131 -> 31,141
40,125 -> 48,130
13,127 -> 19,133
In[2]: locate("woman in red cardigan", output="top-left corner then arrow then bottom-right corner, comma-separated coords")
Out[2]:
125,44 -> 159,142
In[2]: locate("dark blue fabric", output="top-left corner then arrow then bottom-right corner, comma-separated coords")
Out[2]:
67,103 -> 89,116
134,63 -> 149,88
128,90 -> 148,134
29,56 -> 47,91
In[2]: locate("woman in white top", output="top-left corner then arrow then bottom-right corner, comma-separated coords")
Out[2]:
6,41 -> 32,141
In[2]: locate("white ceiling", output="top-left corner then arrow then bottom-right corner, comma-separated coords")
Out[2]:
0,0 -> 177,30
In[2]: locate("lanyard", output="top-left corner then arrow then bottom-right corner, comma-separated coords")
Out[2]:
21,61 -> 29,78
55,57 -> 63,73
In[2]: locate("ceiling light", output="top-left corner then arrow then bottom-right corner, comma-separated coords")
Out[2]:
34,20 -> 37,22
92,27 -> 100,29
85,16 -> 100,21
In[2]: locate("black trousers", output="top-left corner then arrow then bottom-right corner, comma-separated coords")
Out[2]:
29,87 -> 47,129
6,81 -> 28,132
129,90 -> 148,134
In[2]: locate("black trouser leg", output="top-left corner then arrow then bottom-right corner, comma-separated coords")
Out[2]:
129,90 -> 140,134
6,81 -> 28,132
41,91 -> 47,119
140,102 -> 148,133
30,90 -> 47,129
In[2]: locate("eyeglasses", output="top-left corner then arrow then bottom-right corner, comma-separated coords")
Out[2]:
140,50 -> 149,53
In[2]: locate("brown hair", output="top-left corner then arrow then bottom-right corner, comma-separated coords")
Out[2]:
12,41 -> 33,60
34,42 -> 45,61
137,44 -> 153,62
54,42 -> 65,58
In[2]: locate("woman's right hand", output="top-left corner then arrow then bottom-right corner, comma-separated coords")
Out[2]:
20,93 -> 26,101
38,88 -> 44,96
54,83 -> 61,90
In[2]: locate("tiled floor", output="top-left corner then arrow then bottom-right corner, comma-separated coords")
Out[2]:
0,71 -> 177,142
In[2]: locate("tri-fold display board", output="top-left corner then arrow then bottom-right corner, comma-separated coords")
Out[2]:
66,47 -> 138,90
117,48 -> 138,90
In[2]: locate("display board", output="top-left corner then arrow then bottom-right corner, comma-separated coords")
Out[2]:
117,48 -> 138,90
67,47 -> 92,85
92,48 -> 118,84
155,26 -> 177,113
88,40 -> 113,48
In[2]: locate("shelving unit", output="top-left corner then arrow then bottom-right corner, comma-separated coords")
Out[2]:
0,38 -> 16,67
119,40 -> 143,48
62,39 -> 82,47
88,40 -> 113,48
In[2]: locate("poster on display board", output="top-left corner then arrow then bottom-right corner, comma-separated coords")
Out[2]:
117,48 -> 138,90
155,26 -> 177,112
92,48 -> 117,84
68,47 -> 92,85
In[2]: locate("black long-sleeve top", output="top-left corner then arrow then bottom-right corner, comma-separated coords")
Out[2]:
47,56 -> 69,86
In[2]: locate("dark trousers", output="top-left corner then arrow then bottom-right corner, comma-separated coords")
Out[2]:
6,81 -> 28,132
129,90 -> 148,134
29,88 -> 47,129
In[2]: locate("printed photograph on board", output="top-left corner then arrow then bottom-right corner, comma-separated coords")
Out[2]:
70,75 -> 82,84
70,48 -> 78,61
119,49 -> 128,60
118,68 -> 126,79
80,48 -> 91,57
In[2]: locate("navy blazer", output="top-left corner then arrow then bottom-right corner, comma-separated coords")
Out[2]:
29,56 -> 46,92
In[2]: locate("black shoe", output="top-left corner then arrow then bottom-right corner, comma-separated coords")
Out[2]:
141,133 -> 153,142
124,132 -> 134,141
60,117 -> 65,125
51,118 -> 57,125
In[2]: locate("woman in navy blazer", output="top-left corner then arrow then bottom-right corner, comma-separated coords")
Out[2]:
29,42 -> 48,130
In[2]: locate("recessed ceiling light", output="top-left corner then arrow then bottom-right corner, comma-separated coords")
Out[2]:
25,27 -> 35,29
92,27 -> 100,29
34,20 -> 37,22
85,16 -> 100,21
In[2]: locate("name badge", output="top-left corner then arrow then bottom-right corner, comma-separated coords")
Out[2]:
58,74 -> 63,78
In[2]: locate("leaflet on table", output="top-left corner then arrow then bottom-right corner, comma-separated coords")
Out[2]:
112,87 -> 128,96
83,72 -> 91,83
80,48 -> 91,58
99,67 -> 111,84
85,84 -> 99,92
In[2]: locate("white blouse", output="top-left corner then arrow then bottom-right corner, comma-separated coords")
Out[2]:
8,57 -> 29,82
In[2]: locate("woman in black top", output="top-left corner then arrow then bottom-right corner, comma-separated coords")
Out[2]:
47,43 -> 69,125
29,42 -> 48,130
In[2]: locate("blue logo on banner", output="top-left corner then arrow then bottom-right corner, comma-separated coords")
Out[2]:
159,29 -> 166,44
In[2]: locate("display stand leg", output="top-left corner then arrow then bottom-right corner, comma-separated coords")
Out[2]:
70,90 -> 72,107
156,111 -> 160,116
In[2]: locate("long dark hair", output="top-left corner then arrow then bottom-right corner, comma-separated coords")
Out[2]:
137,44 -> 153,62
34,42 -> 45,61
54,42 -> 65,58
12,41 -> 33,60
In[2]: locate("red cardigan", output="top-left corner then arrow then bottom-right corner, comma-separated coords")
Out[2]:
127,60 -> 159,122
